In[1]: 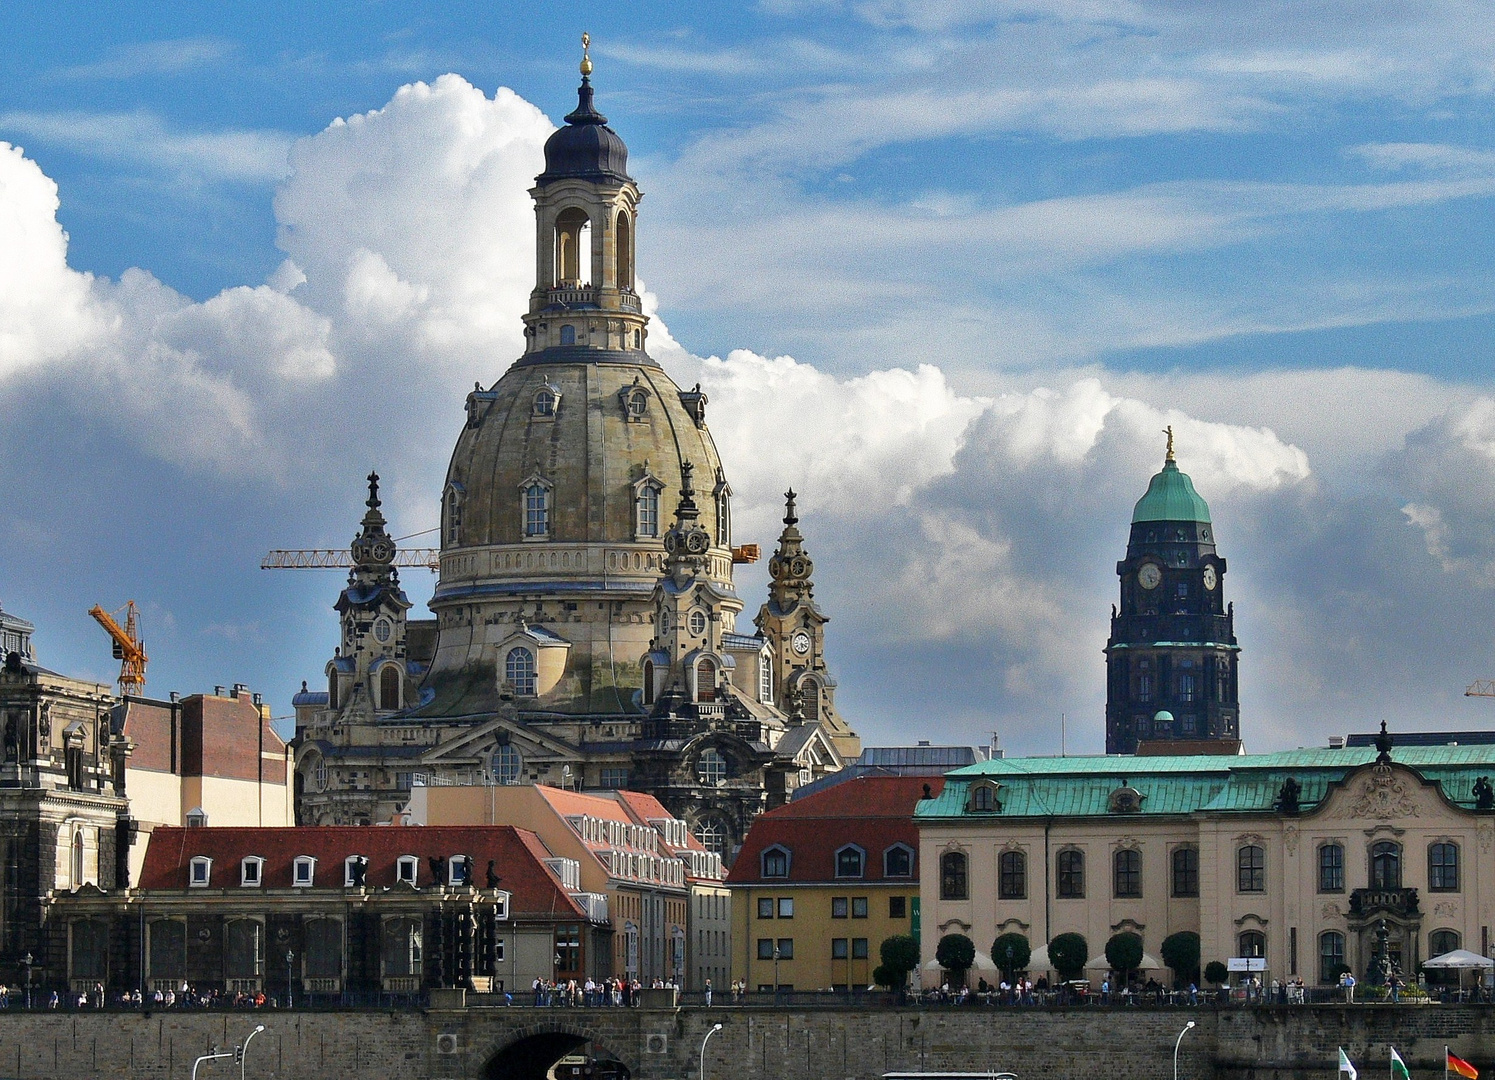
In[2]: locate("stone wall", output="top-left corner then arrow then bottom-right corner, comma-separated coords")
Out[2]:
0,1004 -> 1490,1079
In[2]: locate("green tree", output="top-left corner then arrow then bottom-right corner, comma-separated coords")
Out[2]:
876,935 -> 920,988
1204,960 -> 1229,986
1160,931 -> 1201,988
1105,932 -> 1144,984
935,933 -> 976,986
1048,932 -> 1089,981
991,933 -> 1031,981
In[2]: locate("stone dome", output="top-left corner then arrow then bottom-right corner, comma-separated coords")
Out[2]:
537,78 -> 631,186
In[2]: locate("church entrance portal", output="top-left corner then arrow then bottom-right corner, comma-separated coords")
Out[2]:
483,1031 -> 632,1080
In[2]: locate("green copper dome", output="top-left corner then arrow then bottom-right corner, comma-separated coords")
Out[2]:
1132,459 -> 1211,524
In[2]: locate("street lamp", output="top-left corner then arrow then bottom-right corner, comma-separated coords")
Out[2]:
1173,1020 -> 1196,1080
21,952 -> 32,1010
240,1024 -> 266,1080
700,1022 -> 724,1080
772,944 -> 781,1000
285,951 -> 294,1009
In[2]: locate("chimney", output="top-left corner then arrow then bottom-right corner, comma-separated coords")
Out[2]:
213,686 -> 225,697
1328,735 -> 1346,750
169,691 -> 179,704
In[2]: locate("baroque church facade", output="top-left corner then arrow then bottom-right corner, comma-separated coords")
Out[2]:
293,52 -> 859,861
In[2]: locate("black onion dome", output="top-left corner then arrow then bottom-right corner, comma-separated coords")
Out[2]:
538,77 -> 631,185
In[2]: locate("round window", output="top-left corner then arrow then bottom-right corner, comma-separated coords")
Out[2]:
689,610 -> 707,635
373,618 -> 392,643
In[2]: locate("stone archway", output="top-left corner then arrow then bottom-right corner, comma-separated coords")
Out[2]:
482,1029 -> 632,1080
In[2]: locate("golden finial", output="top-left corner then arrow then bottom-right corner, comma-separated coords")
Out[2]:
580,32 -> 593,77
1164,425 -> 1176,463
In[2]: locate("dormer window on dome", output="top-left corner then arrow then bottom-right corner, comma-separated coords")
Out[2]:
619,381 -> 651,422
533,384 -> 561,418
519,473 -> 552,540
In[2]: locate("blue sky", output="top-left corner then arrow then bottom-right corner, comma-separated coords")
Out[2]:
5,2 -> 1495,752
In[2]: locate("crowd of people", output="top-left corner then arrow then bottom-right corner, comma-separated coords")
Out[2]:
528,975 -> 689,1007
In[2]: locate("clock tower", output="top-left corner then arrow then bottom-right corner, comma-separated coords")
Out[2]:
1105,431 -> 1240,754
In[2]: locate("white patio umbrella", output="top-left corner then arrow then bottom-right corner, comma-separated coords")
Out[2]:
1028,945 -> 1052,971
1086,951 -> 1165,971
1423,949 -> 1494,969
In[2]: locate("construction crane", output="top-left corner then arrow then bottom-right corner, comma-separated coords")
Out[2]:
88,601 -> 147,698
261,548 -> 441,571
1467,680 -> 1495,698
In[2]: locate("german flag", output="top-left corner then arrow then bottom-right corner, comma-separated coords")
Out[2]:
1447,1050 -> 1478,1080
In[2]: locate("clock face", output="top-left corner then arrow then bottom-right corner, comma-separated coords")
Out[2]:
1137,563 -> 1162,590
686,530 -> 709,554
1202,565 -> 1218,591
371,541 -> 394,562
791,631 -> 811,656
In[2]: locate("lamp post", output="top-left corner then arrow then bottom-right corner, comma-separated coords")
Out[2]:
22,952 -> 32,1010
285,951 -> 294,1009
700,1022 -> 723,1080
772,944 -> 780,1001
1173,1020 -> 1196,1080
240,1024 -> 265,1080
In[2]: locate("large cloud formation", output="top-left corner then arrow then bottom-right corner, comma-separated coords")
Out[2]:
1,74 -> 1494,753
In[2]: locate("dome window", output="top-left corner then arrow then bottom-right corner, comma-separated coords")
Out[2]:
632,328 -> 641,349
695,658 -> 718,702
714,471 -> 732,547
506,648 -> 537,697
616,209 -> 634,291
532,385 -> 560,418
379,664 -> 401,710
618,379 -> 652,422
642,659 -> 655,705
492,743 -> 522,784
689,610 -> 707,636
442,483 -> 464,546
519,474 -> 553,540
559,324 -> 577,346
633,473 -> 664,539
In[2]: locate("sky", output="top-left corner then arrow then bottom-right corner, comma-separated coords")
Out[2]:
4,1 -> 1495,754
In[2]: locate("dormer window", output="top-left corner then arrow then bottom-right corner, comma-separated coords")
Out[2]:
884,844 -> 914,878
505,647 -> 536,696
189,856 -> 212,888
533,385 -> 560,417
835,845 -> 865,879
618,380 -> 651,422
240,857 -> 263,888
762,845 -> 791,878
396,856 -> 419,885
968,780 -> 1001,813
185,807 -> 208,828
344,856 -> 368,887
449,855 -> 470,886
293,856 -> 316,888
494,892 -> 509,919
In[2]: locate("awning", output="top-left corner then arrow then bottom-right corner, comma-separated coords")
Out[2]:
1087,951 -> 1166,971
1424,949 -> 1495,970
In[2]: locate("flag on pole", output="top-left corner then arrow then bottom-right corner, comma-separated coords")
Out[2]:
1341,1048 -> 1359,1080
1392,1048 -> 1411,1080
1447,1051 -> 1478,1080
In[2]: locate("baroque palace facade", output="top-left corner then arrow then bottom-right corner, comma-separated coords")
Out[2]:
293,53 -> 859,862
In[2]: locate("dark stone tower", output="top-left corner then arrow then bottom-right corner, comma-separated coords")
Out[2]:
1105,430 -> 1239,754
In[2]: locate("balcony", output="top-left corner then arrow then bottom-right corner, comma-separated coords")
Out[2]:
1349,887 -> 1420,919
547,286 -> 596,308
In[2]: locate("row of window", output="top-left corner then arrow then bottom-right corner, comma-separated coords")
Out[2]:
446,477 -> 731,545
190,854 -> 490,890
938,840 -> 1462,901
755,895 -> 910,920
760,843 -> 914,880
753,938 -> 874,962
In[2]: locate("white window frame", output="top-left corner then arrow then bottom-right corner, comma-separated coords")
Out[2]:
240,857 -> 264,888
293,856 -> 317,888
758,648 -> 773,704
189,856 -> 212,888
344,856 -> 366,887
396,855 -> 419,885
448,854 -> 469,886
505,647 -> 537,697
494,892 -> 510,920
633,476 -> 664,539
519,475 -> 553,540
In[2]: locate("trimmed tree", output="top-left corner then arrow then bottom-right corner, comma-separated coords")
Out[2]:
1048,932 -> 1089,982
992,933 -> 1031,981
875,935 -> 921,989
935,933 -> 977,987
1160,931 -> 1201,988
1105,932 -> 1144,986
1204,960 -> 1229,986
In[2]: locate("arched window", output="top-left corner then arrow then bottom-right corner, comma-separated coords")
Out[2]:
1171,846 -> 1199,897
506,648 -> 536,696
940,851 -> 968,900
313,758 -> 328,792
626,389 -> 649,418
697,748 -> 727,785
1429,842 -> 1460,892
1318,843 -> 1344,892
759,652 -> 773,704
642,659 -> 655,706
972,784 -> 996,812
523,482 -> 550,538
1237,844 -> 1265,892
1430,928 -> 1461,958
71,830 -> 84,889
442,484 -> 464,546
225,919 -> 263,979
1238,930 -> 1265,959
695,659 -> 717,703
836,846 -> 864,879
884,845 -> 913,878
379,665 -> 400,710
636,483 -> 661,538
554,208 -> 590,286
559,324 -> 576,346
693,818 -> 726,856
633,328 -> 641,349
1370,841 -> 1401,889
714,477 -> 731,547
381,917 -> 423,978
328,672 -> 339,711
999,850 -> 1026,899
616,209 -> 634,291
533,388 -> 557,416
1057,849 -> 1085,898
1318,931 -> 1346,984
493,743 -> 522,785
1114,848 -> 1142,898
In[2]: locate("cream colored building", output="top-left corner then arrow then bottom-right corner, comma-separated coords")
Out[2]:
917,733 -> 1495,987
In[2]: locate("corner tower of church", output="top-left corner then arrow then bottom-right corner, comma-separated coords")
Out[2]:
1104,430 -> 1240,754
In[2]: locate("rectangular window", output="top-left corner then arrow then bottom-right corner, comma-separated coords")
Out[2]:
757,897 -> 774,919
777,898 -> 793,919
1057,850 -> 1084,898
852,938 -> 869,960
757,938 -> 774,960
831,897 -> 848,919
1318,844 -> 1344,893
776,938 -> 794,960
600,768 -> 630,789
1179,675 -> 1196,703
851,897 -> 868,918
1137,674 -> 1152,703
1171,847 -> 1199,898
1430,843 -> 1460,892
889,896 -> 907,919
831,938 -> 848,960
1238,845 -> 1266,893
1181,714 -> 1197,735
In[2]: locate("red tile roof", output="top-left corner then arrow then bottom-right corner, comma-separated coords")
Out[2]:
138,826 -> 584,917
726,776 -> 944,885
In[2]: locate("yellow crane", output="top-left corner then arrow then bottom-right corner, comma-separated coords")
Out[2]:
1467,681 -> 1495,698
88,601 -> 147,698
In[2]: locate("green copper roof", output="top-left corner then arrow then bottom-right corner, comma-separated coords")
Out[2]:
1132,459 -> 1211,524
915,745 -> 1495,821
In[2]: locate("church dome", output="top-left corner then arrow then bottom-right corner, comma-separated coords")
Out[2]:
1131,458 -> 1211,524
537,78 -> 631,186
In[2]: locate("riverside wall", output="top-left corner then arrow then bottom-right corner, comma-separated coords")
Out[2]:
0,1004 -> 1490,1079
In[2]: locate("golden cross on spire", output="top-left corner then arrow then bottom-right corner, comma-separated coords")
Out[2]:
1164,425 -> 1176,463
580,32 -> 593,76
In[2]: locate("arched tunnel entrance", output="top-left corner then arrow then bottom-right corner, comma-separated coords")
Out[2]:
483,1032 -> 632,1080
